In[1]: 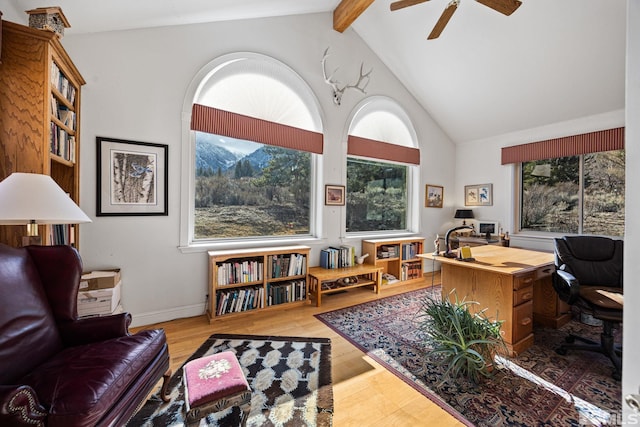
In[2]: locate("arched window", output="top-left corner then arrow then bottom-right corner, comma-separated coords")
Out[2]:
180,53 -> 322,248
345,97 -> 420,234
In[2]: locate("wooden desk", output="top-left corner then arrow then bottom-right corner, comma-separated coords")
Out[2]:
419,246 -> 570,356
308,264 -> 383,307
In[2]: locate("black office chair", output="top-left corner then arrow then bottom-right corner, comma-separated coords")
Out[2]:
553,236 -> 623,380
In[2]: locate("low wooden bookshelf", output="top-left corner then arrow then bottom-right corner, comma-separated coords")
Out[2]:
308,264 -> 383,307
207,245 -> 310,322
361,237 -> 425,287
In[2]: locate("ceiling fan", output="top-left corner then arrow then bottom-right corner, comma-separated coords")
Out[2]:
390,0 -> 522,40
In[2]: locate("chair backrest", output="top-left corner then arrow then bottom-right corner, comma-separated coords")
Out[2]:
554,236 -> 623,288
0,244 -> 81,383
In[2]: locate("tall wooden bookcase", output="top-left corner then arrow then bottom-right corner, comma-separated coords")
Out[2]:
361,237 -> 425,287
207,245 -> 310,323
0,20 -> 85,247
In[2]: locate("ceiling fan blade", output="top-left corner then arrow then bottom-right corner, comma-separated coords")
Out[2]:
390,0 -> 431,12
427,1 -> 458,40
475,0 -> 522,16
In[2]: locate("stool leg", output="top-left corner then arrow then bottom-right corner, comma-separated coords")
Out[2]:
239,403 -> 250,427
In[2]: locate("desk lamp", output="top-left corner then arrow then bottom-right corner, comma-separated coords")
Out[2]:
454,209 -> 474,225
0,173 -> 91,246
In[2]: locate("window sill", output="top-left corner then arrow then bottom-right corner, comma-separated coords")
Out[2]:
178,235 -> 325,254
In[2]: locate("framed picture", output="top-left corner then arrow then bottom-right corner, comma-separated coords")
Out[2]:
425,184 -> 444,208
97,137 -> 168,216
464,183 -> 493,206
325,185 -> 345,206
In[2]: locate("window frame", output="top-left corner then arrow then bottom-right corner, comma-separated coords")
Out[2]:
179,53 -> 324,252
344,97 -> 420,238
345,155 -> 419,238
515,151 -> 624,237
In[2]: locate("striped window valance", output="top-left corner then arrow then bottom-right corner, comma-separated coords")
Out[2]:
191,103 -> 323,154
347,135 -> 420,165
501,127 -> 624,165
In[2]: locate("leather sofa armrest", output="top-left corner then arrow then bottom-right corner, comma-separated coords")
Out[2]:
59,312 -> 133,346
0,385 -> 47,426
553,268 -> 580,304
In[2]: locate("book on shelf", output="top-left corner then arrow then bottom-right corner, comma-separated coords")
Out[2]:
268,253 -> 306,278
319,245 -> 356,269
49,223 -> 73,245
216,259 -> 263,286
402,243 -> 420,260
216,285 -> 263,316
401,261 -> 422,280
378,245 -> 399,259
267,279 -> 306,306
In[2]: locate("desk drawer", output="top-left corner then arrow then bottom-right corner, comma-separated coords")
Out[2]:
514,272 -> 536,289
536,265 -> 555,279
513,300 -> 533,342
514,286 -> 533,306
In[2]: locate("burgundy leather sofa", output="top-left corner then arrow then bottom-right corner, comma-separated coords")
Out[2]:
0,244 -> 171,426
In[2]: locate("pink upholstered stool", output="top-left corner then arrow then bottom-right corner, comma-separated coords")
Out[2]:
183,351 -> 251,426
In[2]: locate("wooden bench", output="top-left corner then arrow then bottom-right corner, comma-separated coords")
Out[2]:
308,264 -> 383,307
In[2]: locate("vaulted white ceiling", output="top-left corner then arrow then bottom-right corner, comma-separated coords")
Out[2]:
8,0 -> 627,144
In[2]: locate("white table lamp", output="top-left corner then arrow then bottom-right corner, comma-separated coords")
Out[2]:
0,173 -> 91,245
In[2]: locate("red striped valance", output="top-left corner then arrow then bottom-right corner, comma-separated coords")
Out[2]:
501,127 -> 624,165
347,135 -> 420,165
191,104 -> 323,154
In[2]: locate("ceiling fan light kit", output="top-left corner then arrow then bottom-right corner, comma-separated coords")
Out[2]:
390,0 -> 522,40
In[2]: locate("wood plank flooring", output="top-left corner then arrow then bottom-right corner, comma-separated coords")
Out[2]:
133,274 -> 464,426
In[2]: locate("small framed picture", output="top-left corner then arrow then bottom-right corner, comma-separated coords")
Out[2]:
325,185 -> 345,206
464,183 -> 493,206
425,184 -> 444,208
97,137 -> 169,216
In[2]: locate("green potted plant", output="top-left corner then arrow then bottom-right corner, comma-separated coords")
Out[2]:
417,290 -> 507,384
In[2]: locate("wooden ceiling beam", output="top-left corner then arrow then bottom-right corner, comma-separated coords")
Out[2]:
333,0 -> 375,33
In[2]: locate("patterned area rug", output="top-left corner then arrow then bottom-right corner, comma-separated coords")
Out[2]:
315,286 -> 621,427
128,334 -> 333,427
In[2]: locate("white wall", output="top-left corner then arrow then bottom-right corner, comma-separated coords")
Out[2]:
55,13 -> 455,326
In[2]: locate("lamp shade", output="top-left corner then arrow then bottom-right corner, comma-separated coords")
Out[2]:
0,173 -> 91,224
454,209 -> 474,220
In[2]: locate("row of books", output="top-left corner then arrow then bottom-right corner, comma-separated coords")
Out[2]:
50,224 -> 75,246
267,280 -> 306,306
319,245 -> 356,269
402,243 -> 421,260
216,259 -> 264,286
50,122 -> 76,162
50,94 -> 76,131
401,261 -> 422,281
50,61 -> 76,104
216,286 -> 263,315
267,253 -> 307,278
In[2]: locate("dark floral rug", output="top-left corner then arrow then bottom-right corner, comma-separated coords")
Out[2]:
128,334 -> 333,427
315,286 -> 621,427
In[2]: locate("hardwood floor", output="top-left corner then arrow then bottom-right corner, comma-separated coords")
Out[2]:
133,274 -> 464,426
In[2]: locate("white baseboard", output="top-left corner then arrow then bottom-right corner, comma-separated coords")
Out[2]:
129,303 -> 206,328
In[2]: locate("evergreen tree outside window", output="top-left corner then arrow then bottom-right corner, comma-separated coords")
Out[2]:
520,150 -> 625,236
189,54 -> 321,242
346,158 -> 407,232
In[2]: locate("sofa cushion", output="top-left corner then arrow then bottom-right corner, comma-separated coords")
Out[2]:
0,245 -> 63,384
19,329 -> 167,427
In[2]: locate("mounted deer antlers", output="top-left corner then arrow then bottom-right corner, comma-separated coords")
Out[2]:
322,47 -> 372,106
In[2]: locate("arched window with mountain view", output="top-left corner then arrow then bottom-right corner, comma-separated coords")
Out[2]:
189,53 -> 323,241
